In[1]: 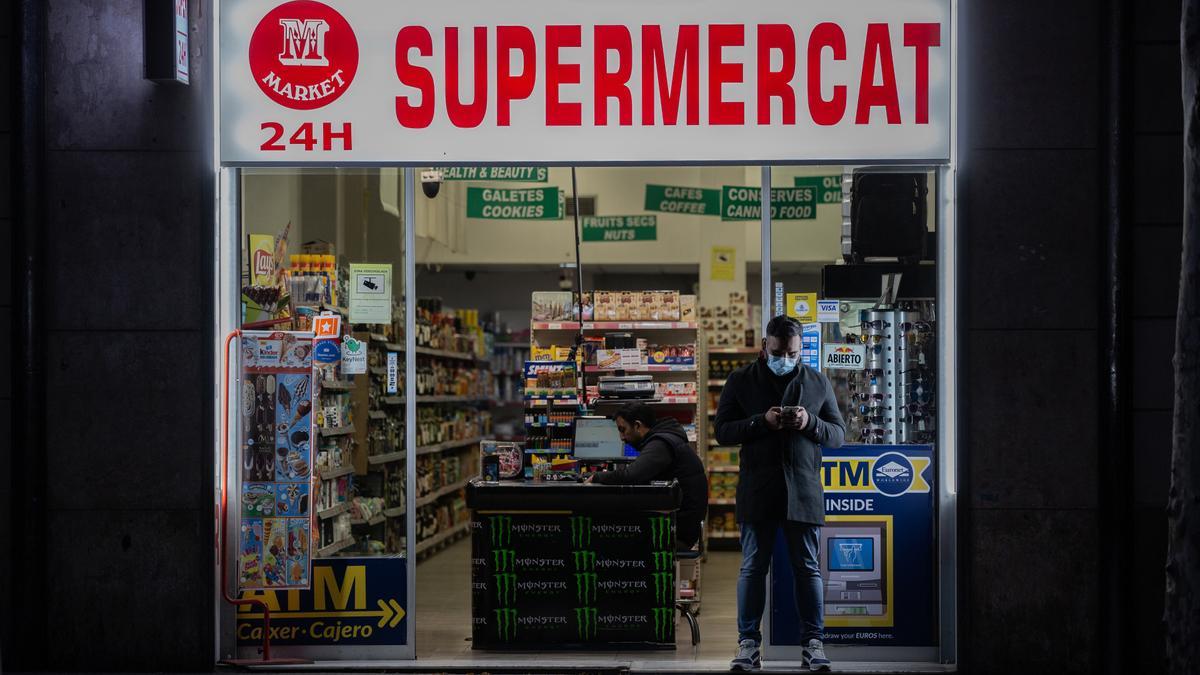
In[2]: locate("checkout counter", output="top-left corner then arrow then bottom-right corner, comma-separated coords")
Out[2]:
465,480 -> 682,649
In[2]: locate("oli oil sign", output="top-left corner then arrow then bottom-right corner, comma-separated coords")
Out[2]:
237,557 -> 407,646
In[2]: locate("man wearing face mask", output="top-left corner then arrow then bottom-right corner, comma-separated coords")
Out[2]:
716,315 -> 845,673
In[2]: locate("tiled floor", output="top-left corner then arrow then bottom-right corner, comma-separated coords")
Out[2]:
414,536 -> 743,661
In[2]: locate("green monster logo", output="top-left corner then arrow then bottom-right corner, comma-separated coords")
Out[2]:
572,550 -> 596,572
574,607 -> 598,640
570,516 -> 592,548
494,572 -> 517,606
490,515 -> 513,546
574,572 -> 597,604
652,571 -> 675,605
652,550 -> 675,572
649,515 -> 672,550
493,549 -> 515,572
495,608 -> 517,641
652,607 -> 675,641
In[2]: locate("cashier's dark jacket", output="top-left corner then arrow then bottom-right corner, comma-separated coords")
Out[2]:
714,358 -> 846,525
590,417 -> 708,549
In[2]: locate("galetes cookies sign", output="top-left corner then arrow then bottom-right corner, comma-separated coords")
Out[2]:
219,0 -> 952,164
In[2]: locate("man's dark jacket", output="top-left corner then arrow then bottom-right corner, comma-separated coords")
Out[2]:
714,358 -> 846,525
591,418 -> 708,546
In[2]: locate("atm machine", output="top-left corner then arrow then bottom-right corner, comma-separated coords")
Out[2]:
822,522 -> 887,618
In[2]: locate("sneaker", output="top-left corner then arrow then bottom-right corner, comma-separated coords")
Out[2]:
730,638 -> 761,671
802,638 -> 832,672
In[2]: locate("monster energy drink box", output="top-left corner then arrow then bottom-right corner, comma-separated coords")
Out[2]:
466,481 -> 682,649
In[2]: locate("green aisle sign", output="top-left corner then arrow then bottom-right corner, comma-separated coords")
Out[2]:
467,186 -> 559,219
721,185 -> 817,221
443,166 -> 549,182
794,175 -> 843,204
644,184 -> 721,216
581,215 -> 657,242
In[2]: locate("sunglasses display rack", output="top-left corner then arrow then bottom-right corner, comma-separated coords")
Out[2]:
846,304 -> 936,445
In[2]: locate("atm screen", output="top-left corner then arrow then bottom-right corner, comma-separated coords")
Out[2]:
829,537 -> 874,571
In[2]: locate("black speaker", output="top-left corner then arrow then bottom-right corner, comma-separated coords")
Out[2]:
845,173 -> 929,265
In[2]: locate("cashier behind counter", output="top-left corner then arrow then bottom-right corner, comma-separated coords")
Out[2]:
588,402 -> 708,550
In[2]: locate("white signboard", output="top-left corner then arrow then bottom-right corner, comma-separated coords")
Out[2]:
822,343 -> 866,370
175,0 -> 190,84
817,299 -> 841,323
219,0 -> 951,164
341,335 -> 367,374
348,263 -> 392,325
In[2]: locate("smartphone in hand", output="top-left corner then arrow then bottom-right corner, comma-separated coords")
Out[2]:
781,406 -> 801,425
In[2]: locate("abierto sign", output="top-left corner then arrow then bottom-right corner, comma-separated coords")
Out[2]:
219,0 -> 951,164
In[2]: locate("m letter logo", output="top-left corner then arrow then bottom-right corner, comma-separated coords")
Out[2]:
278,19 -> 330,66
248,1 -> 359,110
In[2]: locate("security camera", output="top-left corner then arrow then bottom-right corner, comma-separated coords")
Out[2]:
421,169 -> 443,199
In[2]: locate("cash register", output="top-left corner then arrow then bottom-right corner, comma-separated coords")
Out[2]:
573,416 -> 637,474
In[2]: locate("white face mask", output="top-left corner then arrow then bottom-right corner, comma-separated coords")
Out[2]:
766,354 -> 798,376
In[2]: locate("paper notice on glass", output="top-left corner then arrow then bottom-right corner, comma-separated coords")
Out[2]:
341,335 -> 367,375
349,263 -> 392,325
710,246 -> 736,281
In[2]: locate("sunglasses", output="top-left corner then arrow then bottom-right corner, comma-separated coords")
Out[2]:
859,428 -> 887,441
910,431 -> 936,443
852,414 -> 888,426
901,321 -> 934,333
852,392 -> 886,402
855,320 -> 892,331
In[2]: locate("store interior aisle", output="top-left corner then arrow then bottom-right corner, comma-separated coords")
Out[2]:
415,537 -> 742,661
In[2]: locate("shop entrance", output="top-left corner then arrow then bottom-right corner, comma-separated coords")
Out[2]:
213,1 -> 956,670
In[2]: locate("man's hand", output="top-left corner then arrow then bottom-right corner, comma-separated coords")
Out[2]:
790,407 -> 810,430
765,407 -> 784,431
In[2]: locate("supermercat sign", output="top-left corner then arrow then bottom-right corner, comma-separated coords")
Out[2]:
219,0 -> 952,164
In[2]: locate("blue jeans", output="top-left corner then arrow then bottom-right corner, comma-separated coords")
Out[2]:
737,520 -> 824,644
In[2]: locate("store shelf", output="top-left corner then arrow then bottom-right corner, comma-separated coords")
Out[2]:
587,364 -> 697,373
320,379 -> 355,392
383,506 -> 406,519
381,396 -> 404,406
317,502 -> 350,520
385,342 -> 404,352
494,341 -> 529,348
369,333 -> 389,343
707,379 -> 727,387
351,513 -> 386,527
524,448 -> 571,454
416,477 -> 471,508
419,395 -> 491,404
532,321 -> 698,330
368,410 -> 387,421
416,436 -> 484,456
707,409 -> 717,416
367,450 -> 406,465
526,396 -> 580,405
708,347 -> 759,354
708,465 -> 740,473
319,424 -> 356,438
415,520 -> 470,556
653,395 -> 699,405
318,464 -> 355,480
526,422 -> 574,428
709,498 -> 736,505
708,531 -> 741,539
317,536 -> 356,558
415,346 -> 478,362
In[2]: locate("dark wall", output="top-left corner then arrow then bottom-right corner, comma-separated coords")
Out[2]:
962,1 -> 1103,672
7,0 -> 215,670
1,0 -> 15,662
1130,3 -> 1182,672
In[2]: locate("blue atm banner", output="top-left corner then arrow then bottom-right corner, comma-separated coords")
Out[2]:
770,445 -> 935,647
236,557 -> 407,647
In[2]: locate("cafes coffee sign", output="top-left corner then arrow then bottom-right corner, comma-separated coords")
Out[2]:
219,0 -> 952,164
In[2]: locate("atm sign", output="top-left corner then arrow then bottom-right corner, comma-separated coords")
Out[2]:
823,344 -> 866,370
823,456 -> 931,495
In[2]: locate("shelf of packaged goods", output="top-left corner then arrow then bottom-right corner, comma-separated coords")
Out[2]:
708,465 -> 740,473
587,364 -> 697,374
320,379 -> 355,392
493,400 -> 527,408
415,520 -> 470,556
317,502 -> 351,520
494,341 -> 529,349
383,506 -> 406,519
416,477 -> 470,508
351,513 -> 386,527
416,436 -> 484,456
367,450 -> 406,465
419,395 -> 491,404
381,396 -> 404,406
368,333 -> 389,343
318,465 -> 355,480
415,346 -> 479,362
707,379 -> 727,387
316,536 -> 356,558
708,531 -> 741,539
532,321 -> 699,331
526,397 -> 580,405
385,342 -> 404,352
709,498 -> 736,505
524,447 -> 572,454
368,410 -> 387,421
525,422 -> 574,428
654,395 -> 699,405
319,424 -> 356,438
708,347 -> 760,354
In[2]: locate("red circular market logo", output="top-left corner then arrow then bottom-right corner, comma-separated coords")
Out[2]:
248,0 -> 358,110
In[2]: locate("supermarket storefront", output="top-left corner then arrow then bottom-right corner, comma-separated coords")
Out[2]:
214,0 -> 957,667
